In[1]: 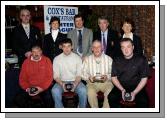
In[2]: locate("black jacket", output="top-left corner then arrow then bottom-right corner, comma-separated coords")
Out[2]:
12,24 -> 42,65
43,32 -> 66,61
93,28 -> 120,58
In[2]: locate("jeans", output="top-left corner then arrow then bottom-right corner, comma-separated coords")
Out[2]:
51,81 -> 87,108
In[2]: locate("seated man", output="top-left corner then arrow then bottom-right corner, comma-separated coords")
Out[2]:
51,38 -> 87,108
108,38 -> 150,108
82,40 -> 114,108
15,45 -> 53,107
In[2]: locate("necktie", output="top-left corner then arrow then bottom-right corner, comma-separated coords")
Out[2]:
25,26 -> 30,39
102,33 -> 106,52
78,30 -> 83,53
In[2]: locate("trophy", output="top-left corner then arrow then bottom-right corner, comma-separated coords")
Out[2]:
30,87 -> 38,94
65,83 -> 74,91
94,73 -> 104,83
124,92 -> 132,101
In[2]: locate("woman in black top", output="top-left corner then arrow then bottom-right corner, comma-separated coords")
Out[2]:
43,16 -> 66,62
120,18 -> 143,56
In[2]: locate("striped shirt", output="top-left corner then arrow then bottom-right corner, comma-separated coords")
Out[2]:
82,53 -> 112,81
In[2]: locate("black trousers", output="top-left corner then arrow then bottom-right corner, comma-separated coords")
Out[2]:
13,89 -> 54,108
108,87 -> 149,108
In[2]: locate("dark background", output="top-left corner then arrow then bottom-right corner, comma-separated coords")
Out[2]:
5,5 -> 155,61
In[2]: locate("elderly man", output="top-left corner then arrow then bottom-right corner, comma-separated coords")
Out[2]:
51,38 -> 87,108
82,40 -> 114,108
93,16 -> 120,58
108,38 -> 149,108
14,45 -> 53,107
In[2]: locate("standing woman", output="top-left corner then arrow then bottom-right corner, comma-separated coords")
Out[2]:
120,18 -> 143,56
43,16 -> 66,62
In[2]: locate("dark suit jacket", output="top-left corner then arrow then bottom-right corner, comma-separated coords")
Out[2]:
12,24 -> 42,65
93,28 -> 120,58
43,32 -> 66,61
120,34 -> 143,56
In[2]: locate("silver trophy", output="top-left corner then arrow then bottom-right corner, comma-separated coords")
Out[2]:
124,92 -> 132,101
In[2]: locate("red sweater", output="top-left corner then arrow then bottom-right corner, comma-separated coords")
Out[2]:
19,55 -> 53,91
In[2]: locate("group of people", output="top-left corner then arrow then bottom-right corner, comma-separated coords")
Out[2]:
12,8 -> 149,108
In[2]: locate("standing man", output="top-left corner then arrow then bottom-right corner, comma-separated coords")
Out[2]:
82,40 -> 114,108
15,45 -> 53,107
43,16 -> 66,62
108,38 -> 149,108
93,16 -> 120,58
67,14 -> 93,59
12,8 -> 42,67
51,38 -> 87,108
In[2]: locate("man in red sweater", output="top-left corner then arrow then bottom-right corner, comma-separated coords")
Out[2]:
14,45 -> 53,107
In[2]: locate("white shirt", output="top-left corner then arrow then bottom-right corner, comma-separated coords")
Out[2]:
51,29 -> 59,42
53,52 -> 82,82
82,53 -> 112,81
123,32 -> 133,41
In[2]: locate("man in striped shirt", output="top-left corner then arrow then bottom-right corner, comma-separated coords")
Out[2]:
82,40 -> 114,108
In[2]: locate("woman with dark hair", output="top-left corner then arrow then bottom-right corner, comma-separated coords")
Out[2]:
43,16 -> 66,62
120,18 -> 143,56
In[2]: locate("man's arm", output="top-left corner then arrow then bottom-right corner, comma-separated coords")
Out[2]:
88,29 -> 93,55
112,76 -> 125,92
71,76 -> 81,92
130,77 -> 148,101
53,58 -> 67,91
112,76 -> 126,101
19,61 -> 29,90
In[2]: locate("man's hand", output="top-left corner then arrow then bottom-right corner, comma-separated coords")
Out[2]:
62,83 -> 68,92
129,91 -> 136,101
121,89 -> 126,101
89,76 -> 95,83
71,82 -> 77,92
101,75 -> 107,82
25,51 -> 32,58
27,86 -> 43,96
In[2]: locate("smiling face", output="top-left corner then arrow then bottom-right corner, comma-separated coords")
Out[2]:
92,41 -> 103,57
50,20 -> 59,30
98,19 -> 109,32
120,40 -> 134,59
74,17 -> 84,29
31,47 -> 42,60
122,22 -> 132,34
62,43 -> 72,55
20,9 -> 31,24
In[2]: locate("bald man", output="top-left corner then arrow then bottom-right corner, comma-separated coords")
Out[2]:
82,40 -> 114,108
12,8 -> 42,67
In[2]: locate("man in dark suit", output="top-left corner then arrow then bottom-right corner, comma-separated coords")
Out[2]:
43,16 -> 66,62
12,8 -> 42,67
93,16 -> 120,58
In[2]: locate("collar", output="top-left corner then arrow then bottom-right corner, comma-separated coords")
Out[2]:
101,29 -> 108,34
62,52 -> 73,57
51,29 -> 59,34
22,23 -> 30,29
123,32 -> 133,40
76,27 -> 84,31
30,56 -> 42,62
93,53 -> 103,59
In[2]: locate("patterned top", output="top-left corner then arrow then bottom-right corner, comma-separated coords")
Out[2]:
82,53 -> 112,81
